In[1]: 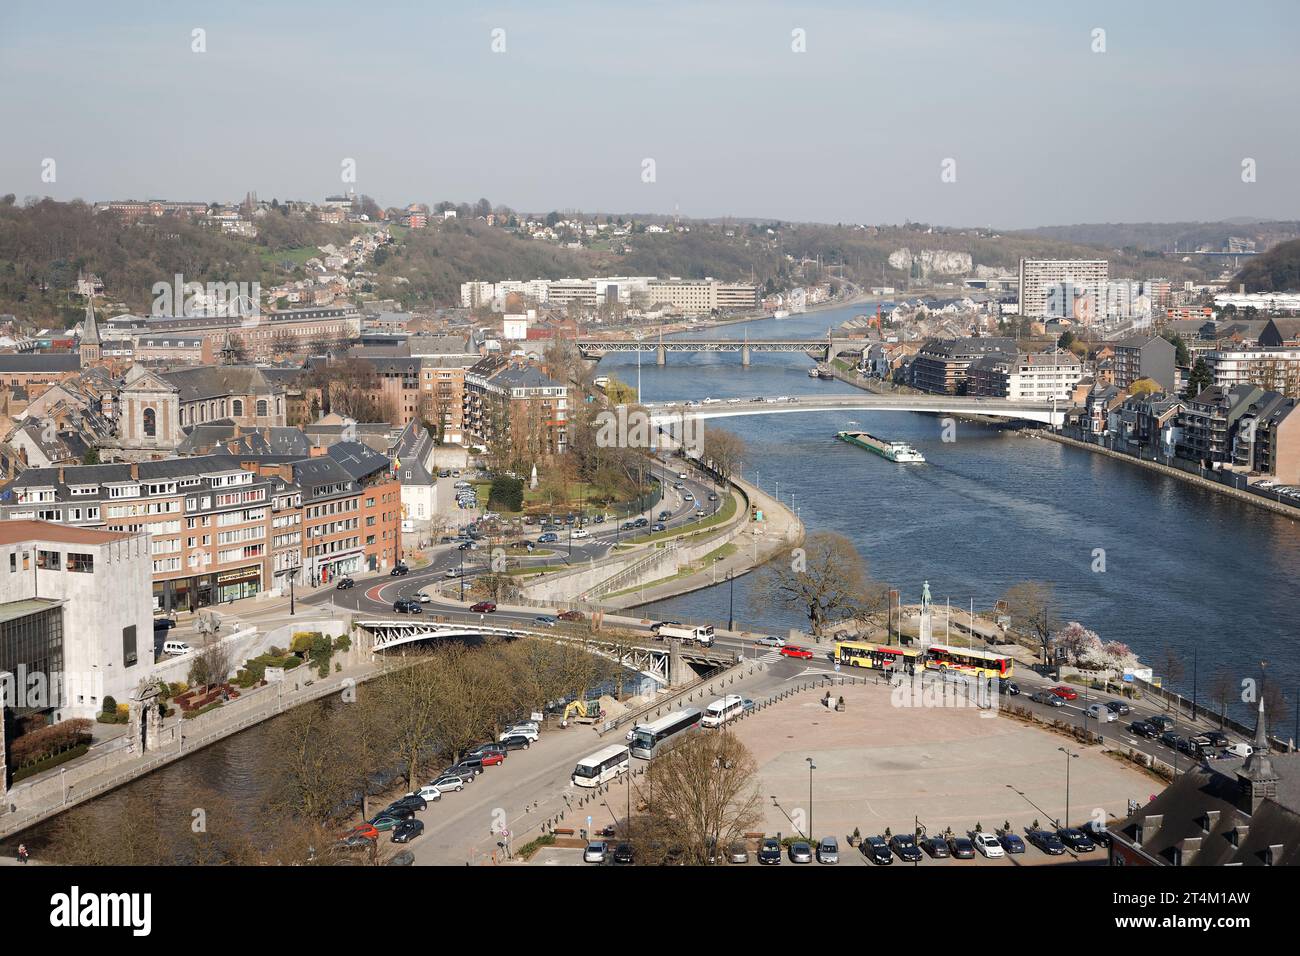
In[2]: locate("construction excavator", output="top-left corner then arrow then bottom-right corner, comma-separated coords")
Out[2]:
560,699 -> 605,725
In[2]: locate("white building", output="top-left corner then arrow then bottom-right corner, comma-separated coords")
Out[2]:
0,521 -> 153,722
1018,259 -> 1109,318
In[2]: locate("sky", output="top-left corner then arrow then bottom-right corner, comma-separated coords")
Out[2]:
2,0 -> 1298,229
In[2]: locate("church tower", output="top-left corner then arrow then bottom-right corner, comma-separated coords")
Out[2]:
79,296 -> 102,366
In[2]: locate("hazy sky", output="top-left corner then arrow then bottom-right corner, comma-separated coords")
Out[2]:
3,0 -> 1298,229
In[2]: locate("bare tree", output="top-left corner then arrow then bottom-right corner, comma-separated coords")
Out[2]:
187,642 -> 235,691
752,530 -> 880,636
1000,581 -> 1061,664
703,426 -> 746,483
1157,646 -> 1185,712
1209,669 -> 1236,730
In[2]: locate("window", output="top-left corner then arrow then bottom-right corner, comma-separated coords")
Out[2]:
8,553 -> 14,573
36,550 -> 62,570
143,407 -> 156,437
256,399 -> 268,417
122,625 -> 138,668
66,552 -> 94,573
232,399 -> 244,417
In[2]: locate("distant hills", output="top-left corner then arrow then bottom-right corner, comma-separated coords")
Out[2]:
1016,220 -> 1300,254
1232,238 -> 1300,292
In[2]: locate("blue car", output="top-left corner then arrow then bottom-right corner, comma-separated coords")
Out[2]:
998,832 -> 1025,854
538,532 -> 558,543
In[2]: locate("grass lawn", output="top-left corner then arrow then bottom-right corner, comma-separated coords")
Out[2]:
623,489 -> 739,545
260,244 -> 320,269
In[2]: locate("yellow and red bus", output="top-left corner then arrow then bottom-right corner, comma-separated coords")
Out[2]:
833,641 -> 923,672
922,644 -> 1014,680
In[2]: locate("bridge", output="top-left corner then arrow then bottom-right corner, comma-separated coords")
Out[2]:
355,620 -> 735,686
577,337 -> 859,366
644,393 -> 1065,426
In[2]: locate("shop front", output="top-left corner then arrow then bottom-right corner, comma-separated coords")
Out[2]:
310,549 -> 363,586
216,566 -> 262,603
153,564 -> 263,613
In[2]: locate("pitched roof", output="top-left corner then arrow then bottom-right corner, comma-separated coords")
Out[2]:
0,353 -> 81,373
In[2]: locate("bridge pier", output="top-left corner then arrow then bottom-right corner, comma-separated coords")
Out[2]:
669,640 -> 683,685
656,345 -> 666,366
741,344 -> 750,367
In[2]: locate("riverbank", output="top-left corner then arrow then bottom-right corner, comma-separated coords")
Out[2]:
1037,431 -> 1300,521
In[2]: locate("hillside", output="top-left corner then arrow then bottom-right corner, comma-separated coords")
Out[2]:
1017,220 -> 1300,254
1232,238 -> 1300,292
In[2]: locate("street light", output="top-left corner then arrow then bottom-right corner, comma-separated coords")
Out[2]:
1058,746 -> 1078,827
727,570 -> 735,631
805,757 -> 816,840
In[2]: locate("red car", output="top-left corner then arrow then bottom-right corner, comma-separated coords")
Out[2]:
343,823 -> 379,842
470,601 -> 497,613
1049,685 -> 1078,701
557,610 -> 584,622
780,645 -> 814,659
480,752 -> 505,767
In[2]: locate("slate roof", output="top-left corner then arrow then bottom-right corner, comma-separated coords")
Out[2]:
0,353 -> 81,373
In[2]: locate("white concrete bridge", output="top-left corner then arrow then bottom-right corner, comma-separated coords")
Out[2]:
577,337 -> 858,365
643,393 -> 1064,426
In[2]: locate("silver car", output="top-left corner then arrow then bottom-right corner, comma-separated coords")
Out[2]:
817,837 -> 839,864
789,841 -> 813,864
583,841 -> 607,864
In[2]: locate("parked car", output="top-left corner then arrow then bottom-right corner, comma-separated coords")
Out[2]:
335,577 -> 355,590
997,831 -> 1025,854
861,836 -> 893,865
998,680 -> 1020,696
1082,823 -> 1112,847
583,841 -> 608,864
342,823 -> 379,842
728,843 -> 750,864
477,752 -> 505,767
1057,827 -> 1097,852
758,839 -> 782,865
386,795 -> 427,813
889,834 -> 923,862
1026,829 -> 1066,855
1106,700 -> 1131,716
466,743 -> 507,760
498,735 -> 532,751
946,836 -> 976,859
780,645 -> 814,659
390,564 -> 410,576
406,785 -> 442,803
369,810 -> 414,831
755,635 -> 786,647
391,819 -> 424,844
453,756 -> 485,775
922,836 -> 950,858
1030,690 -> 1064,708
816,837 -> 839,864
393,599 -> 423,614
1048,685 -> 1078,701
430,774 -> 466,792
611,843 -> 635,866
974,832 -> 1004,858
557,610 -> 584,622
470,601 -> 497,613
1128,720 -> 1157,738
788,841 -> 813,864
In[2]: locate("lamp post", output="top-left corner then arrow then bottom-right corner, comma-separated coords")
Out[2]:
1058,746 -> 1078,827
728,570 -> 735,631
806,757 -> 816,840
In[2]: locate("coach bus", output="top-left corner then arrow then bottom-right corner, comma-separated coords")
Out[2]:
629,707 -> 702,759
572,744 -> 631,788
833,641 -> 923,673
922,643 -> 1014,680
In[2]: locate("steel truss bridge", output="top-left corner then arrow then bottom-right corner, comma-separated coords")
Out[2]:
355,620 -> 734,686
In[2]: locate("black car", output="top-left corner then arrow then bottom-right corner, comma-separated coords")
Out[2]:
861,836 -> 893,865
466,743 -> 507,760
335,577 -> 355,590
498,735 -> 532,751
386,795 -> 427,814
758,839 -> 782,865
393,599 -> 422,614
1148,714 -> 1176,732
1159,730 -> 1181,749
889,834 -> 923,862
1056,828 -> 1097,852
1081,823 -> 1112,848
1106,700 -> 1131,716
1178,736 -> 1208,758
946,836 -> 975,859
390,564 -> 410,576
1026,829 -> 1066,855
391,819 -> 424,844
457,541 -> 473,550
451,756 -> 485,775
1128,720 -> 1157,738
611,843 -> 635,866
998,680 -> 1020,696
1203,731 -> 1229,749
921,836 -> 950,858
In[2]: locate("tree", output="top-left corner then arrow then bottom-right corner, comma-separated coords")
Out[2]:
1156,646 -> 1185,712
1161,330 -> 1191,367
752,531 -> 884,636
474,571 -> 520,604
1128,378 -> 1161,398
642,731 -> 762,865
1057,330 -> 1076,351
1000,581 -> 1060,664
187,642 -> 234,690
1209,669 -> 1236,730
703,426 -> 746,484
489,476 -> 524,512
1186,358 -> 1213,397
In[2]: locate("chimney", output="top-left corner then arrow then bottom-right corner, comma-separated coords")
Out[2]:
130,462 -> 139,481
57,466 -> 64,485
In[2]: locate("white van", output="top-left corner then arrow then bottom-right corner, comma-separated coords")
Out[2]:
163,640 -> 192,656
1225,742 -> 1254,759
701,695 -> 745,728
1086,703 -> 1116,722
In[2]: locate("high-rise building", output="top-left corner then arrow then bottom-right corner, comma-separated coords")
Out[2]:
1018,259 -> 1109,318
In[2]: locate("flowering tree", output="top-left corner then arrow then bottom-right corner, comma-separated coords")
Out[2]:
1054,622 -> 1102,665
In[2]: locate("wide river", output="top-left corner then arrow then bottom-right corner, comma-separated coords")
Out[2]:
601,303 -> 1300,723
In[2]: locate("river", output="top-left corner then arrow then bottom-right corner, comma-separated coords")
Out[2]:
600,303 -> 1300,726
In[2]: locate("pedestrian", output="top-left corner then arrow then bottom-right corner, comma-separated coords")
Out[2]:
16,843 -> 29,864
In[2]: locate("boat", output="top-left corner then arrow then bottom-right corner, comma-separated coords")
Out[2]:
808,366 -> 821,378
836,430 -> 926,463
773,309 -> 790,320
817,368 -> 835,380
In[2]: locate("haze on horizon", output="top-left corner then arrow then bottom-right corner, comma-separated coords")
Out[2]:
2,0 -> 1297,230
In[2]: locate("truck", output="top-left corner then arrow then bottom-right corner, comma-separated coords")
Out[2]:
655,623 -> 715,647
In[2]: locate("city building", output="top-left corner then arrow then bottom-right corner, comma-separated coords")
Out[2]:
1018,259 -> 1109,318
1112,334 -> 1177,391
966,348 -> 1083,401
908,337 -> 1017,395
1208,347 -> 1300,398
0,520 -> 152,724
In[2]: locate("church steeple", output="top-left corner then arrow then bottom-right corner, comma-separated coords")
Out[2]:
1237,695 -> 1279,816
80,295 -> 102,365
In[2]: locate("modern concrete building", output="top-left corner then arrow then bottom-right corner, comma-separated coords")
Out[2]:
1111,334 -> 1176,392
909,337 -> 1018,395
0,521 -> 152,723
1018,259 -> 1109,318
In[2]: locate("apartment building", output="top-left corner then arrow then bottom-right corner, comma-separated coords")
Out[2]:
464,358 -> 569,457
103,305 -> 360,360
1112,334 -> 1177,391
966,349 -> 1083,401
0,521 -> 153,724
909,337 -> 1018,394
1208,348 -> 1300,398
644,279 -> 758,315
1018,259 -> 1109,318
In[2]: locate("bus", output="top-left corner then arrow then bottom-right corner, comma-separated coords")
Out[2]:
834,641 -> 923,673
701,695 -> 746,728
922,644 -> 1014,680
630,707 -> 703,759
572,744 -> 630,788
